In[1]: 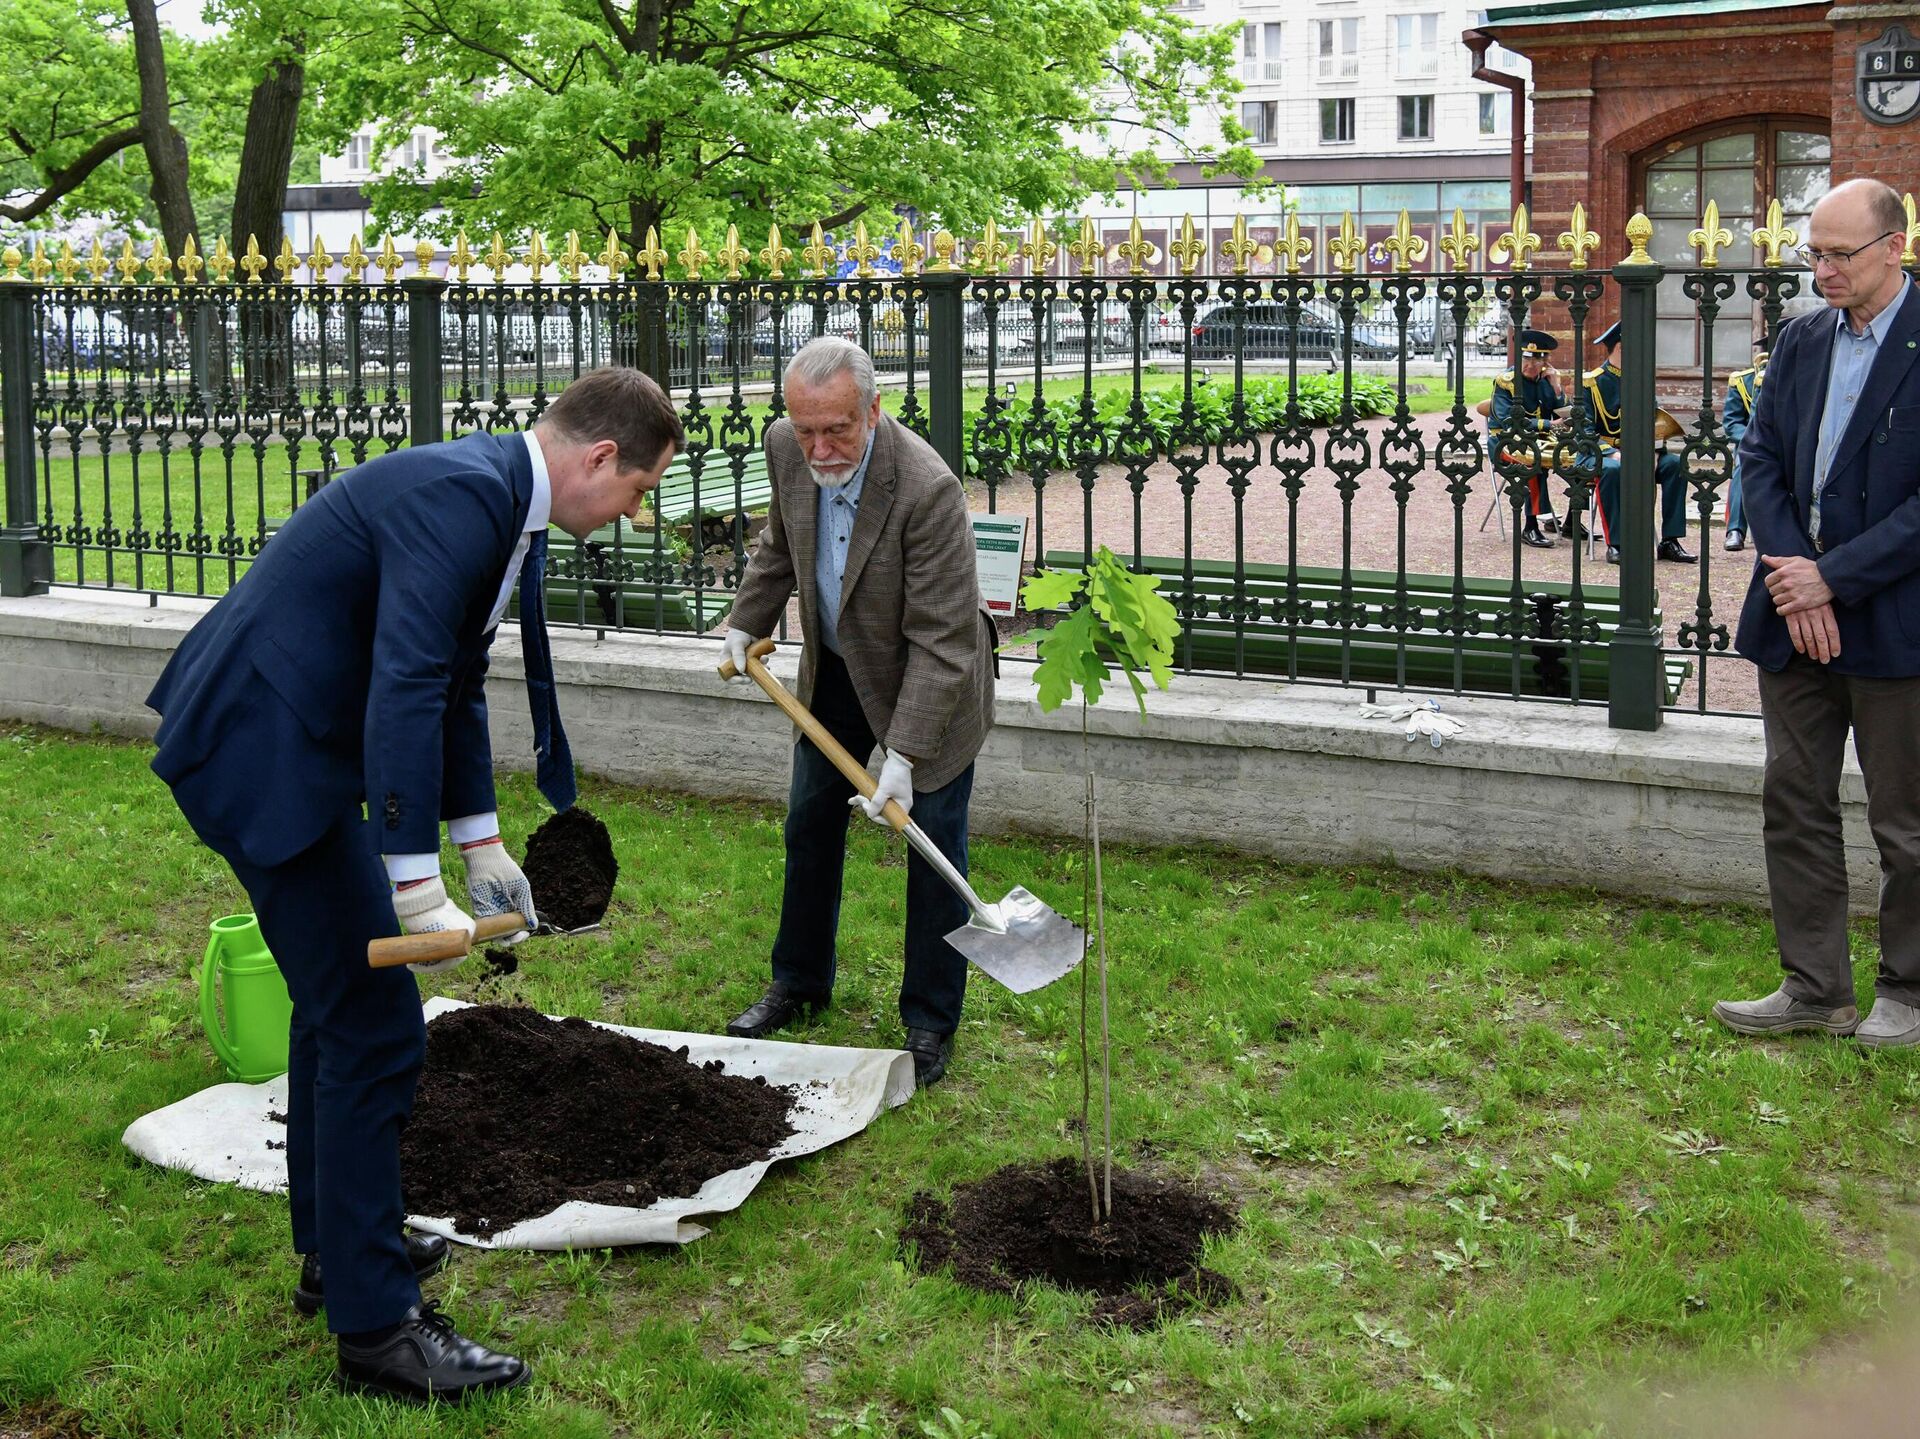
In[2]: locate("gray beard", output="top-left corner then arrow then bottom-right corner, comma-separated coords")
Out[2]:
809,465 -> 855,489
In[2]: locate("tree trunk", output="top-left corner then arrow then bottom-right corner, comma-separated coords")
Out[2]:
228,52 -> 305,398
125,0 -> 199,258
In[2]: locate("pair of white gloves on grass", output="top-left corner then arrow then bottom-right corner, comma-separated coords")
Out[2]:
722,628 -> 915,824
392,837 -> 537,973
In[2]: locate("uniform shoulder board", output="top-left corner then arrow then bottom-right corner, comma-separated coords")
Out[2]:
1494,370 -> 1514,392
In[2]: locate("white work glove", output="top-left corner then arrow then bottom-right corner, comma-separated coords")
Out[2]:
1359,698 -> 1465,750
851,748 -> 915,825
391,873 -> 475,974
458,836 -> 537,934
721,628 -> 757,679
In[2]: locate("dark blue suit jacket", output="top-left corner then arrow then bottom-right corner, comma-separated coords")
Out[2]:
147,431 -> 535,868
1734,282 -> 1920,677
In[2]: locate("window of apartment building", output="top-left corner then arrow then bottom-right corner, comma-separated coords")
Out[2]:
1316,17 -> 1360,81
1241,21 -> 1283,81
1242,100 -> 1279,145
1399,94 -> 1433,141
1320,96 -> 1356,143
344,134 -> 370,172
404,132 -> 433,169
1477,92 -> 1510,137
1393,13 -> 1439,78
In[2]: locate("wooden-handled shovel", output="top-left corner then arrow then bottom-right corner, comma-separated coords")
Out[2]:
367,912 -> 529,969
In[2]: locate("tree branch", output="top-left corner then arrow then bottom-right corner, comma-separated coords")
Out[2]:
0,126 -> 143,223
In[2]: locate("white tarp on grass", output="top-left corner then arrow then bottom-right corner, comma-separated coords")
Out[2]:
122,997 -> 917,1249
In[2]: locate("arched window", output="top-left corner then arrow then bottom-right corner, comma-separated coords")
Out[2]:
1634,118 -> 1829,373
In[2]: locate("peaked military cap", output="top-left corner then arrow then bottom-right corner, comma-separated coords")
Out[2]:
1518,328 -> 1558,355
1594,320 -> 1622,349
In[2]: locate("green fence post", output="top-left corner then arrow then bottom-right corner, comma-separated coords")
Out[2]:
1608,221 -> 1665,732
403,275 -> 446,447
0,278 -> 50,596
922,239 -> 966,478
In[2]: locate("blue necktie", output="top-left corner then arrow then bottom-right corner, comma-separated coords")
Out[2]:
518,531 -> 576,812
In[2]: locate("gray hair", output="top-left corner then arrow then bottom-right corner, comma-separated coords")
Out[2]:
784,336 -> 877,410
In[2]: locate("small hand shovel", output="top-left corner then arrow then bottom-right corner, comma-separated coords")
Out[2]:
720,639 -> 1085,994
367,913 -> 530,970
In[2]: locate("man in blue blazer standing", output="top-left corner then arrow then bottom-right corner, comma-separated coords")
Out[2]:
146,367 -> 681,1402
1713,178 -> 1920,1050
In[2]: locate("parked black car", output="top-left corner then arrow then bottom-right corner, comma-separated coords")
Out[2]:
1188,300 -> 1399,362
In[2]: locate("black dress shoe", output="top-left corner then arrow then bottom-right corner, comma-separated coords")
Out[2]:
1538,514 -> 1561,535
1520,524 -> 1554,549
1657,537 -> 1697,563
726,981 -> 828,1040
295,1232 -> 450,1317
335,1301 -> 529,1405
1605,545 -> 1621,565
1561,517 -> 1590,541
902,1028 -> 955,1088
1724,528 -> 1745,552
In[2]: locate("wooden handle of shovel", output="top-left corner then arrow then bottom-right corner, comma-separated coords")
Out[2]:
719,638 -> 912,832
367,912 -> 528,969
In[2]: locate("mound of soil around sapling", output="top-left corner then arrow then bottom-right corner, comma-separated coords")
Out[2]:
522,806 -> 618,931
903,1157 -> 1235,1328
401,1004 -> 797,1237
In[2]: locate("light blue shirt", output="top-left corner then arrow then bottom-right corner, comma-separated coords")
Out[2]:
813,427 -> 878,655
1811,274 -> 1912,546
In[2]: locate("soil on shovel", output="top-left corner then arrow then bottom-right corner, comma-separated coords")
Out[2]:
401,1004 -> 798,1236
903,1157 -> 1236,1329
521,805 -> 618,931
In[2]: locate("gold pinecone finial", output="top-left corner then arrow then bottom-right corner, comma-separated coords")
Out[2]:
413,240 -> 437,276
927,228 -> 960,274
0,246 -> 21,283
1624,212 -> 1654,265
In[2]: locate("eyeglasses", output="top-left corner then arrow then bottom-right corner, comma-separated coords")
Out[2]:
1794,232 -> 1898,268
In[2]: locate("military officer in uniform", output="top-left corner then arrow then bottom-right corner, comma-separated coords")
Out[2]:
1488,328 -> 1575,548
1578,320 -> 1695,565
1721,342 -> 1769,552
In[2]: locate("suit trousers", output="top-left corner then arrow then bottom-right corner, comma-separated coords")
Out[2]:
1758,658 -> 1920,1009
224,815 -> 426,1334
770,646 -> 974,1034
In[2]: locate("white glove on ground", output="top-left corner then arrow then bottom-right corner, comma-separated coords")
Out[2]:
391,873 -> 475,974
721,628 -> 757,679
851,748 -> 915,825
459,836 -> 537,933
1358,698 -> 1465,750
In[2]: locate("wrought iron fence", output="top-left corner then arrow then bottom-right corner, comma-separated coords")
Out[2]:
4,202 -> 1917,729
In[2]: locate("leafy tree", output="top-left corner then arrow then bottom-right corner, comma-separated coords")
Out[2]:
314,0 -> 1255,251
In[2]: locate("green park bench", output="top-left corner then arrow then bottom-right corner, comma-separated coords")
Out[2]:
651,448 -> 772,549
1041,550 -> 1692,705
509,520 -> 734,634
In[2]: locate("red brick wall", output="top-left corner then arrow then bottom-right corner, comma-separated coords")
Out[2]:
1829,6 -> 1920,194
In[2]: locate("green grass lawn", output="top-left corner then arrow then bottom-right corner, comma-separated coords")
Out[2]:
3,724 -> 1915,1436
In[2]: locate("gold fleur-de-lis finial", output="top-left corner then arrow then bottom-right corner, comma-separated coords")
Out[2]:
637,226 -> 667,281
1751,198 -> 1797,268
557,231 -> 586,282
375,235 -> 404,283
800,222 -> 834,278
1115,218 -> 1156,277
341,235 -> 369,285
1903,193 -> 1918,266
926,229 -> 960,274
28,241 -> 52,283
1220,214 -> 1259,276
448,231 -> 475,283
971,219 -> 1009,275
1489,205 -> 1541,270
483,232 -> 513,279
715,224 -> 750,280
896,218 -> 926,277
1019,218 -> 1057,276
116,237 -> 143,284
146,236 -> 174,284
238,235 -> 268,284
208,236 -> 236,284
1557,202 -> 1601,270
1168,214 -> 1204,276
759,224 -> 793,278
306,235 -> 334,281
600,228 -> 630,278
54,241 -> 79,284
1382,209 -> 1429,273
678,225 -> 710,279
176,236 -> 203,284
271,235 -> 299,282
1277,213 -> 1313,275
413,240 -> 437,276
1688,199 -> 1733,268
524,230 -> 549,283
1062,215 -> 1098,275
1327,212 -> 1365,274
847,219 -> 880,278
1438,207 -> 1479,273
85,239 -> 111,285
1624,211 -> 1654,265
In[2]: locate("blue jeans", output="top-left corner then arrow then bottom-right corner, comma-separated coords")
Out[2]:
770,647 -> 973,1035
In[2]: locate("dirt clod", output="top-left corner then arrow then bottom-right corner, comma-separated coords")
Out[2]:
903,1157 -> 1235,1328
401,1004 -> 797,1237
522,806 -> 618,931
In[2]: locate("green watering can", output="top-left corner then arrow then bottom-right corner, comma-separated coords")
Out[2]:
199,913 -> 293,1083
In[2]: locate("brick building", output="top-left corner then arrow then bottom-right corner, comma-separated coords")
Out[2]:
1476,0 -> 1919,372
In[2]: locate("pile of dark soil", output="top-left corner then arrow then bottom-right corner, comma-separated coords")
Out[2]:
903,1157 -> 1235,1328
522,806 -> 618,931
401,1004 -> 797,1236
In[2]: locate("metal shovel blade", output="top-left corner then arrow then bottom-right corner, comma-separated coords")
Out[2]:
943,886 -> 1086,994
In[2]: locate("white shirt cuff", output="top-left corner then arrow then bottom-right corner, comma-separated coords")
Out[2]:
383,852 -> 440,884
447,812 -> 501,846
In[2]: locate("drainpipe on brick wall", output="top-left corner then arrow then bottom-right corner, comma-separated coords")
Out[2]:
1464,31 -> 1527,221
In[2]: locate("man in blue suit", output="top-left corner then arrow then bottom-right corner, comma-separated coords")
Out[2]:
146,367 -> 682,1402
1712,178 -> 1920,1050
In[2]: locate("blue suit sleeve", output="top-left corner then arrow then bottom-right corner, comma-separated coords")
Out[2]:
1819,469 -> 1920,606
1737,328 -> 1815,564
440,641 -> 496,823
